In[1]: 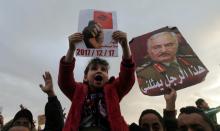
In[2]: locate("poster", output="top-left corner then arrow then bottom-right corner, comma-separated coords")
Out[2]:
38,114 -> 46,125
130,26 -> 209,96
76,9 -> 118,57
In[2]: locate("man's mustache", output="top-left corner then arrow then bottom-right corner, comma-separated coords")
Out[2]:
158,52 -> 171,57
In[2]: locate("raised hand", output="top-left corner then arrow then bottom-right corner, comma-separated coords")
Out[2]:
68,32 -> 83,51
112,30 -> 131,59
39,71 -> 55,97
112,30 -> 127,47
164,87 -> 176,111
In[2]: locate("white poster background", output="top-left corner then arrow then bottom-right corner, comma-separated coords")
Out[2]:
76,9 -> 118,57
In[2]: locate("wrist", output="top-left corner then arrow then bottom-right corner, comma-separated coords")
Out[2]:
47,91 -> 56,97
68,47 -> 75,52
166,103 -> 175,111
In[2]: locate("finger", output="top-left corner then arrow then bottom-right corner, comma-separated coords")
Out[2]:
42,74 -> 46,81
94,24 -> 101,32
47,72 -> 52,79
112,33 -> 120,40
113,30 -> 125,36
69,35 -> 83,41
39,84 -> 44,88
45,71 -> 50,79
169,87 -> 176,94
68,33 -> 78,39
39,84 -> 44,89
164,87 -> 172,95
92,28 -> 98,36
112,31 -> 126,40
69,33 -> 83,40
91,30 -> 97,37
112,31 -> 119,38
96,23 -> 102,29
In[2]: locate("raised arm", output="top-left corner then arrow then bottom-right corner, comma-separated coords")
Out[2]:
164,87 -> 176,111
39,71 -> 64,131
112,30 -> 131,59
112,31 -> 135,100
163,87 -> 178,130
58,32 -> 83,99
65,32 -> 83,63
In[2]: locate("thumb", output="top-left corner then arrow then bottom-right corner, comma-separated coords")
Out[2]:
39,84 -> 44,89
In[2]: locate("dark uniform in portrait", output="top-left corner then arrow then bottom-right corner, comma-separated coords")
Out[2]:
136,55 -> 208,96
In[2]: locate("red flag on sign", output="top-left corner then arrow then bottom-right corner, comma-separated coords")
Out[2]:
94,10 -> 113,29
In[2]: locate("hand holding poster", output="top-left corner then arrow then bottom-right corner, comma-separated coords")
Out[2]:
130,26 -> 209,96
76,9 -> 118,57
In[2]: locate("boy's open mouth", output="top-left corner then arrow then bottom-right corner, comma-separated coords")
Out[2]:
95,75 -> 103,81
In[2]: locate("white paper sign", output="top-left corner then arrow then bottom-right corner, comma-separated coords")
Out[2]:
76,9 -> 118,57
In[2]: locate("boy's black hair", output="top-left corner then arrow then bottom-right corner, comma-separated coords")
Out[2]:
179,106 -> 215,131
84,57 -> 109,76
138,109 -> 164,126
12,109 -> 35,129
195,98 -> 205,108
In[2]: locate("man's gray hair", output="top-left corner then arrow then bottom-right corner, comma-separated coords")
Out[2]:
147,31 -> 178,48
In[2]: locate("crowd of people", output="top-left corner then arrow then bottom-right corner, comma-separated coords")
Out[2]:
0,29 -> 219,131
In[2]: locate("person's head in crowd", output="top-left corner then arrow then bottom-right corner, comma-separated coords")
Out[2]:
0,114 -> 3,126
139,109 -> 164,131
83,20 -> 104,48
147,31 -> 179,63
11,109 -> 35,130
8,126 -> 30,131
178,106 -> 215,131
195,98 -> 210,110
84,57 -> 109,89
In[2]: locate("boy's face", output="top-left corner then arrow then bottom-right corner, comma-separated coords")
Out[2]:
9,126 -> 30,131
84,64 -> 109,88
13,117 -> 32,129
140,113 -> 164,131
178,113 -> 213,131
200,101 -> 209,110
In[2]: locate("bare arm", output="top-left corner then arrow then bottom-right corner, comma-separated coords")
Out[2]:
163,87 -> 178,130
112,30 -> 135,99
65,33 -> 83,63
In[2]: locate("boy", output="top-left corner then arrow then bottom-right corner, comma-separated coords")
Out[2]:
58,31 -> 135,131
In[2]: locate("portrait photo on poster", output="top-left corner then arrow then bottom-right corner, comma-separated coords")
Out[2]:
76,9 -> 118,57
130,26 -> 209,96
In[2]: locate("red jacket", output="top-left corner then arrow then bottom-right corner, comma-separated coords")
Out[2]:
58,56 -> 135,131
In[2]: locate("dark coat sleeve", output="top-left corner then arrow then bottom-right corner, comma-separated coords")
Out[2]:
163,109 -> 178,131
129,123 -> 147,131
43,96 -> 64,131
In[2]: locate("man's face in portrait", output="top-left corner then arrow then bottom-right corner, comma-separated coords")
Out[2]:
147,32 -> 178,63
